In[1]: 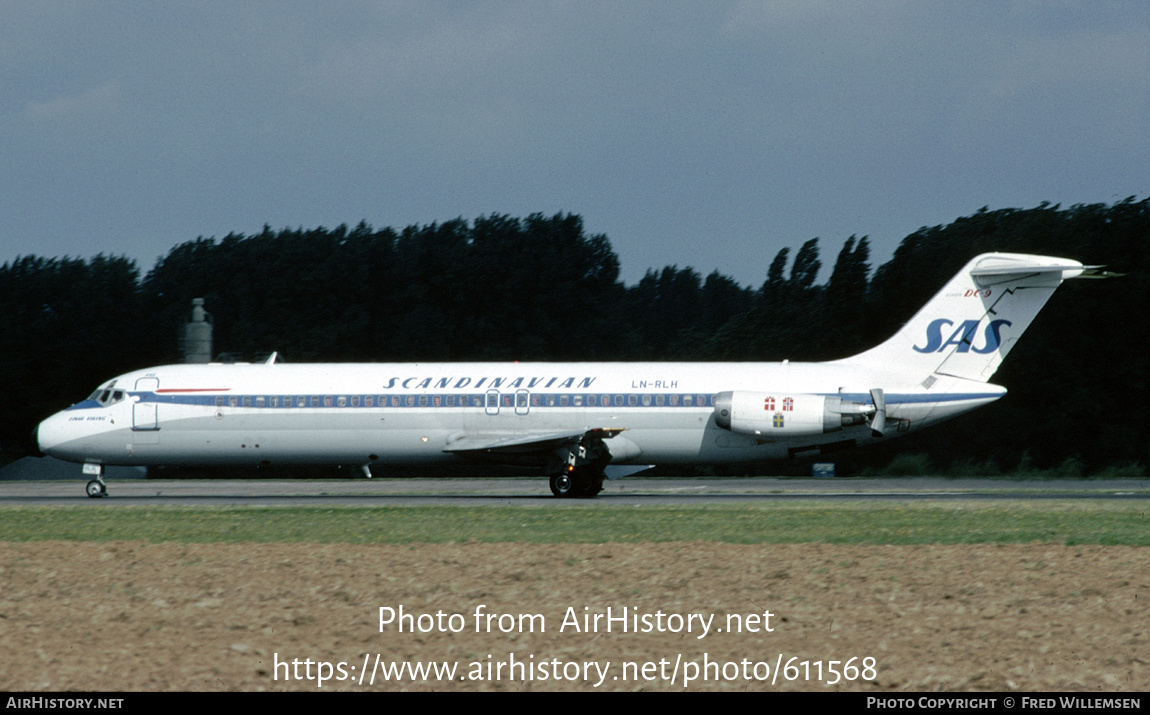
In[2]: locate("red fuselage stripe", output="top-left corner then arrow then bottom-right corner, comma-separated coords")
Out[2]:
154,388 -> 231,393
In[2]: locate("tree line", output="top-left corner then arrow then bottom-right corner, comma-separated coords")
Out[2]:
2,201 -> 1146,475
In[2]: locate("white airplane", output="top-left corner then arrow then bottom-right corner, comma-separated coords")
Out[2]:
36,252 -> 1108,498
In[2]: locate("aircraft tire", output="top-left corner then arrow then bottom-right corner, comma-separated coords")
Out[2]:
569,467 -> 603,498
85,479 -> 106,498
550,472 -> 576,498
581,471 -> 605,498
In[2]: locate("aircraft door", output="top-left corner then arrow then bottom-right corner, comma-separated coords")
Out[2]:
132,377 -> 160,433
133,403 -> 158,431
515,390 -> 530,416
485,390 -> 500,416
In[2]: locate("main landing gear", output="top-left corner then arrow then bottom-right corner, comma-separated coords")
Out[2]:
548,433 -> 610,498
549,466 -> 605,498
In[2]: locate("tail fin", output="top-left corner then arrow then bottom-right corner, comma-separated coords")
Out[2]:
841,253 -> 1101,383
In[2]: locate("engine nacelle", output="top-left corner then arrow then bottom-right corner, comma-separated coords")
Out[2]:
713,391 -> 870,437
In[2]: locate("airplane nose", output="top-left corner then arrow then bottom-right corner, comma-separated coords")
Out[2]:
31,425 -> 44,456
36,413 -> 66,455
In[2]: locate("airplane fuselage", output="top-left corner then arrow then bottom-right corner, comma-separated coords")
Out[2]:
36,360 -> 1002,469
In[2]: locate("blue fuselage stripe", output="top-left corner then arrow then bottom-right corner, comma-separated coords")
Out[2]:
73,390 -> 1002,410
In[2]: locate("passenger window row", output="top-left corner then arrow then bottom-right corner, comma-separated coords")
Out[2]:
208,393 -> 715,408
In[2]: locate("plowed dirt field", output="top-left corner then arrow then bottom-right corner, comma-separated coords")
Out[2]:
1,541 -> 1146,691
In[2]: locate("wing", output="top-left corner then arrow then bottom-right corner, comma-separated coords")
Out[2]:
443,428 -> 625,456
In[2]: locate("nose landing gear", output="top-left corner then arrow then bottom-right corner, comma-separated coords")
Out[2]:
83,463 -> 106,498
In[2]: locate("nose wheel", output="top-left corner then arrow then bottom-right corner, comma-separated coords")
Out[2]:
82,463 -> 107,498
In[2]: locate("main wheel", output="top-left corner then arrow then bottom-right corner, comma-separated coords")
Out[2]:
584,472 -> 605,497
85,479 -> 106,498
550,472 -> 575,498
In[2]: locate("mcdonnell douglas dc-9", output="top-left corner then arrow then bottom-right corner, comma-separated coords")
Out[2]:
37,253 -> 1107,498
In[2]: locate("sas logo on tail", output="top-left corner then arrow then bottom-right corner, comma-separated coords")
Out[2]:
913,319 -> 1012,354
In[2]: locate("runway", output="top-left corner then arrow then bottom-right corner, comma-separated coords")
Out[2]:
1,476 -> 1147,506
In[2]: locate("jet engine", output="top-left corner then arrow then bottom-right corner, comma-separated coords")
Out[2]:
713,391 -> 873,437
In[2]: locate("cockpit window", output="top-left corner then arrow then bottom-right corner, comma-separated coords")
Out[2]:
88,389 -> 127,407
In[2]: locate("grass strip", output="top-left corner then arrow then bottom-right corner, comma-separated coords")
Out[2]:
0,502 -> 1147,545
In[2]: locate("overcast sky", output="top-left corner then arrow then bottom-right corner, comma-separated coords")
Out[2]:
2,1 -> 1147,287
